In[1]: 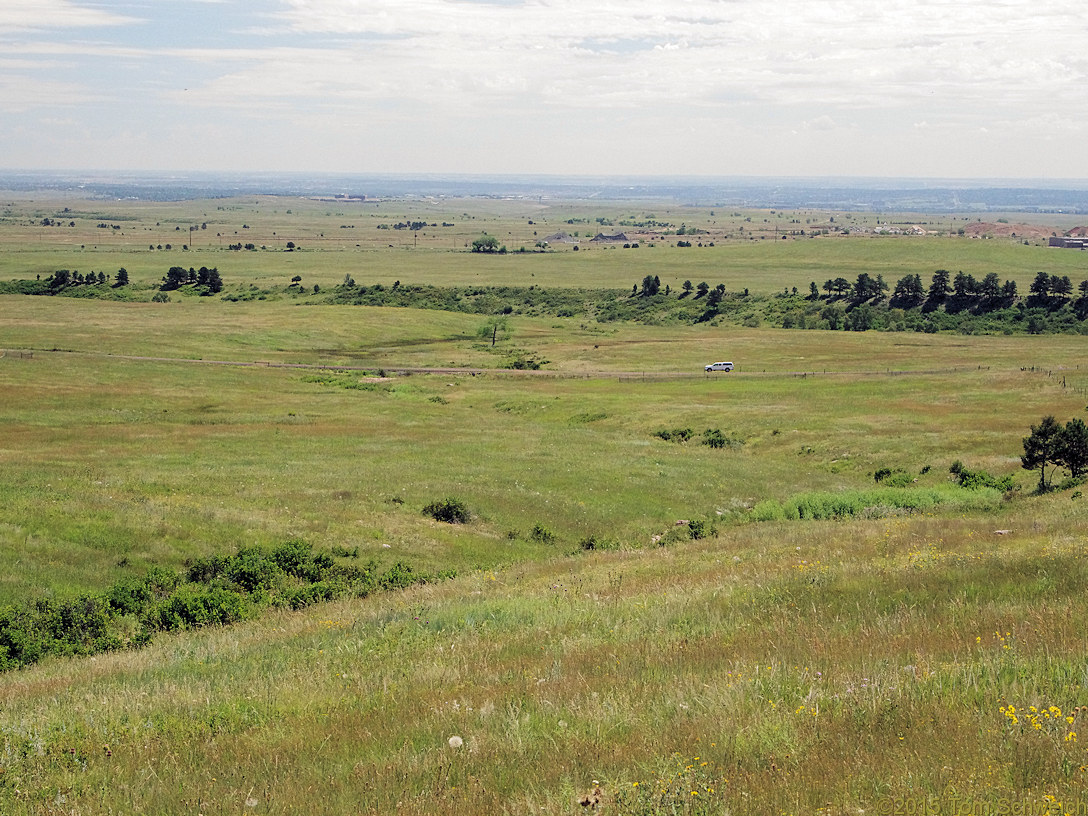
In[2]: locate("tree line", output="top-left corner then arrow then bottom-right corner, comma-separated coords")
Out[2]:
45,268 -> 129,289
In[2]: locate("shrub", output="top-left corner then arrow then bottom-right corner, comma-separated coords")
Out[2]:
106,578 -> 155,616
702,428 -> 743,449
873,468 -> 913,488
530,524 -> 556,544
227,546 -> 284,592
185,554 -> 230,584
659,526 -> 693,546
40,596 -> 110,652
688,519 -> 713,540
270,539 -> 314,578
328,546 -> 359,561
953,464 -> 1016,492
379,562 -> 424,591
284,580 -> 346,610
0,541 -> 455,674
144,566 -> 181,598
654,428 -> 694,443
578,533 -> 613,552
147,586 -> 249,631
424,497 -> 471,524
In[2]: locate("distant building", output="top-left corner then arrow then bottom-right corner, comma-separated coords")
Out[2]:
589,232 -> 630,243
1049,237 -> 1088,249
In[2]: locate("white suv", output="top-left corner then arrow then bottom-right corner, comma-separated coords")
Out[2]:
705,361 -> 734,372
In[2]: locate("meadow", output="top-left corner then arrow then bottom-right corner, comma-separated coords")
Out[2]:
2,194 -> 1088,814
4,193 -> 1088,295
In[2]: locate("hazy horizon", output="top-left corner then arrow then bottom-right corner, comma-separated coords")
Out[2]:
5,169 -> 1088,212
2,1 -> 1085,179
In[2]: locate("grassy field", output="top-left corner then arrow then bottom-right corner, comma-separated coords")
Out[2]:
2,196 -> 1088,814
3,194 -> 1087,295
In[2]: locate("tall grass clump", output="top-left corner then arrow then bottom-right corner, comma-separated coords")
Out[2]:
748,484 -> 1005,522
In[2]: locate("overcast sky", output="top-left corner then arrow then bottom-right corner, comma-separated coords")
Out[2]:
1,0 -> 1085,179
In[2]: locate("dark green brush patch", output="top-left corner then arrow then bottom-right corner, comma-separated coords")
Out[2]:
0,540 -> 453,672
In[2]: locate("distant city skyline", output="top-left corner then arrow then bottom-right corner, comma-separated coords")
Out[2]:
2,0 -> 1085,179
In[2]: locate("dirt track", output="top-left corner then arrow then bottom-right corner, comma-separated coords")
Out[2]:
4,347 -> 988,380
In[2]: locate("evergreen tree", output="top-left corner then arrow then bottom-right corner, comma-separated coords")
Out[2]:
1058,418 -> 1088,479
1051,275 -> 1073,299
980,273 -> 1001,300
928,269 -> 951,301
1029,270 -> 1051,300
1022,415 -> 1064,490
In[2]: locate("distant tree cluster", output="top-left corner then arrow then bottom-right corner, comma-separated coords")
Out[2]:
46,268 -> 128,289
471,235 -> 504,253
1021,415 -> 1088,491
161,265 -> 223,294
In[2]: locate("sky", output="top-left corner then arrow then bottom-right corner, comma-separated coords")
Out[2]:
1,0 -> 1085,179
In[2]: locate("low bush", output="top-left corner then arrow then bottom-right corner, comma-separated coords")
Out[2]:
0,541 -> 453,673
951,462 -> 1017,492
146,585 -> 250,632
424,497 -> 471,524
530,523 -> 556,544
702,428 -> 743,449
654,428 -> 694,443
579,534 -> 619,551
687,518 -> 713,540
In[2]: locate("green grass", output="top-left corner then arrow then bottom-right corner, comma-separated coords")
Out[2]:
2,301 -> 1085,605
3,196 -> 1088,814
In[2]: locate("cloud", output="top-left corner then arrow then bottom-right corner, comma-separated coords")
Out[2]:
2,0 -> 1085,175
805,115 -> 837,131
0,0 -> 139,32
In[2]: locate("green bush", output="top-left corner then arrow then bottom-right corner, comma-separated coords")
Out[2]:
185,554 -> 230,584
952,463 -> 1016,492
270,539 -> 314,577
702,428 -> 743,449
688,519 -> 713,540
284,580 -> 347,610
530,523 -> 556,544
147,585 -> 250,632
654,428 -> 694,443
577,535 -> 619,552
106,578 -> 155,616
227,546 -> 285,592
40,596 -> 112,656
424,497 -> 471,524
0,541 -> 455,673
379,562 -> 424,591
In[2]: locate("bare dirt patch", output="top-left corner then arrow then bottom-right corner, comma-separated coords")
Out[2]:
963,222 -> 1055,238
